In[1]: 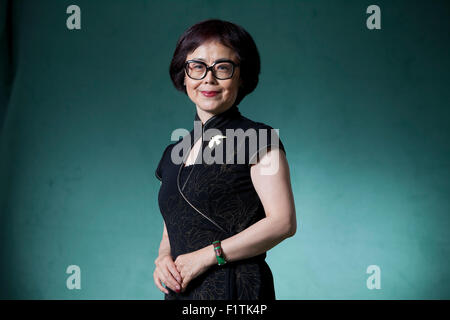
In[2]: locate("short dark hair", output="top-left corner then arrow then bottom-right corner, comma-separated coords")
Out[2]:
169,19 -> 261,106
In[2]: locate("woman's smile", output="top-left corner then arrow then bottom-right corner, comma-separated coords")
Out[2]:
201,90 -> 220,97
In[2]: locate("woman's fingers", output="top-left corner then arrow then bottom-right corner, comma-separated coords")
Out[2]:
156,257 -> 181,292
155,262 -> 181,293
157,268 -> 178,293
154,255 -> 183,294
153,270 -> 168,294
161,267 -> 181,292
180,273 -> 191,292
167,261 -> 182,283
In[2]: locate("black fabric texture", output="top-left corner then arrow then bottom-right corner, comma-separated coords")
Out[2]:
156,104 -> 285,300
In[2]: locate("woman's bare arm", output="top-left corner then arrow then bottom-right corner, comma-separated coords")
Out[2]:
158,222 -> 171,257
216,148 -> 296,263
153,222 -> 182,294
174,148 -> 297,291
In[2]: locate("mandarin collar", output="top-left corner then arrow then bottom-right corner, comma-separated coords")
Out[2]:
194,103 -> 241,131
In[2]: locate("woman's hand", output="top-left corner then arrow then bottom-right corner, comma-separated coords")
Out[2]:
153,254 -> 182,294
174,245 -> 215,292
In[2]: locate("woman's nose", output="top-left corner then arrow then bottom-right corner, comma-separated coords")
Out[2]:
203,68 -> 218,84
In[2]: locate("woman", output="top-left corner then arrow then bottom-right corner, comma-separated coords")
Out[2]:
153,19 -> 297,300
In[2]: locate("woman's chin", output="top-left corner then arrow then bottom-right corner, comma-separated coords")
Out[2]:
197,102 -> 224,114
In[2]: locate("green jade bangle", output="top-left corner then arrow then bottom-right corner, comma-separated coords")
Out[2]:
212,240 -> 227,266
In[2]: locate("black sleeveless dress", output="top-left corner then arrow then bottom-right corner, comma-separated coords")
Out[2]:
155,104 -> 285,300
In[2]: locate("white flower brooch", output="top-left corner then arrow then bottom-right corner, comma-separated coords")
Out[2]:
208,135 -> 227,149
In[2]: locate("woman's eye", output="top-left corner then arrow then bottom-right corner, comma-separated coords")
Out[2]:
217,64 -> 231,71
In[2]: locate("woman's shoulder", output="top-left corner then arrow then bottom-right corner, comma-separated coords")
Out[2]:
158,128 -> 194,155
236,114 -> 277,132
155,140 -> 183,181
233,115 -> 286,164
236,115 -> 283,145
158,141 -> 176,159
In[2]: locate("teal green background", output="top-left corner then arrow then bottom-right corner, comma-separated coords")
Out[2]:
1,0 -> 449,299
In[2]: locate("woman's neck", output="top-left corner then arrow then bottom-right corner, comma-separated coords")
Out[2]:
195,104 -> 234,125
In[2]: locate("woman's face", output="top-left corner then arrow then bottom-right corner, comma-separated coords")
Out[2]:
184,40 -> 242,118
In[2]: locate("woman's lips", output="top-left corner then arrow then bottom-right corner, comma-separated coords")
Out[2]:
201,91 -> 220,97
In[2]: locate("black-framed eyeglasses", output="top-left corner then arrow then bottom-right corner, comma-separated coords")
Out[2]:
184,59 -> 240,80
